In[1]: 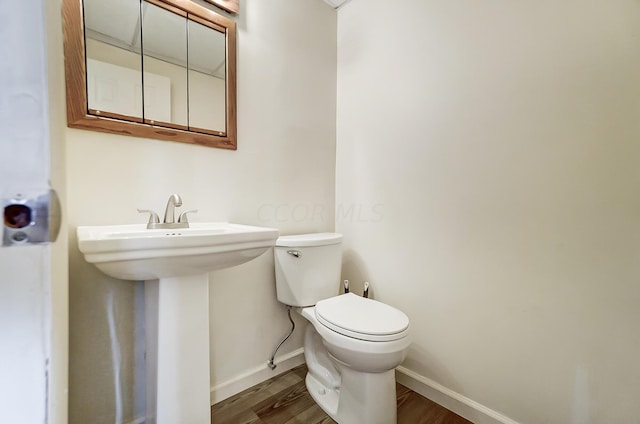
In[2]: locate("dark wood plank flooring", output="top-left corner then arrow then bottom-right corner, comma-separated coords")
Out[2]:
211,365 -> 472,424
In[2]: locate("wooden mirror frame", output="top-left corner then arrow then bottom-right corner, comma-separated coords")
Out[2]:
204,0 -> 239,14
62,0 -> 237,150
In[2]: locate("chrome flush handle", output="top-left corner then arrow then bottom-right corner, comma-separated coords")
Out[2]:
287,250 -> 301,258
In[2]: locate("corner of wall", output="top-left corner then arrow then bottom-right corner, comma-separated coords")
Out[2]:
210,348 -> 305,405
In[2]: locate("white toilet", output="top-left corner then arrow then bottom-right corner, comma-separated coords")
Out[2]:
274,233 -> 411,424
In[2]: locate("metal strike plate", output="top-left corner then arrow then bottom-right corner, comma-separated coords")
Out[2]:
3,189 -> 61,246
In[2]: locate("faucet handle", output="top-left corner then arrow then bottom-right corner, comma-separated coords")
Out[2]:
178,209 -> 198,224
137,209 -> 160,227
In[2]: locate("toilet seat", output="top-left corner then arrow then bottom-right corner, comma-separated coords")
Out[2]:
315,293 -> 409,342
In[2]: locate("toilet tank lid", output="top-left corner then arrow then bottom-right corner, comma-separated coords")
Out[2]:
276,233 -> 343,247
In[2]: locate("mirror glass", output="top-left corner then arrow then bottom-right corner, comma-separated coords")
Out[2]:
188,19 -> 227,134
83,0 -> 226,131
141,1 -> 188,128
83,0 -> 143,121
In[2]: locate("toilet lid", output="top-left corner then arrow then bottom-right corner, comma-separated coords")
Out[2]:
315,293 -> 410,342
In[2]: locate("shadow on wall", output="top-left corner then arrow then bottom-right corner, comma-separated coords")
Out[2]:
343,249 -> 488,422
402,342 -> 467,397
399,343 -> 496,424
68,235 -> 145,424
341,249 -> 372,298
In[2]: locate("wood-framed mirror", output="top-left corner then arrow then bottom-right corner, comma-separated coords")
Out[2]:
63,0 -> 237,150
204,0 -> 239,14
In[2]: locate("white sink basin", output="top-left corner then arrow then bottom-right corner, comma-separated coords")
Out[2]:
77,222 -> 279,280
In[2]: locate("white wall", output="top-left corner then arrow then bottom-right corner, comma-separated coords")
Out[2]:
52,0 -> 337,422
336,0 -> 640,423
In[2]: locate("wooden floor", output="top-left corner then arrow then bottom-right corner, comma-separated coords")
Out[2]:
211,365 -> 472,424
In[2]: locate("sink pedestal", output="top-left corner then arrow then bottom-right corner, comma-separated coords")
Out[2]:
145,274 -> 211,424
77,222 -> 279,424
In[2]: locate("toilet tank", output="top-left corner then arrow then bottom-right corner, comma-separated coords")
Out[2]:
274,233 -> 343,307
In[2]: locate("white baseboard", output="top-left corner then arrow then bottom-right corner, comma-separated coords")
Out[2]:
396,366 -> 520,424
131,353 -> 518,424
210,348 -> 306,405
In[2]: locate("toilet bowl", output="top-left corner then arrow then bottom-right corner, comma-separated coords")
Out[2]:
300,294 -> 411,423
274,233 -> 411,424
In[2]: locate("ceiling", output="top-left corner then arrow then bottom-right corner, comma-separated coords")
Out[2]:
322,0 -> 351,8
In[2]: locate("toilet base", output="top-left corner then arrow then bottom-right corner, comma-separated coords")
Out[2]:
306,365 -> 397,424
306,373 -> 340,421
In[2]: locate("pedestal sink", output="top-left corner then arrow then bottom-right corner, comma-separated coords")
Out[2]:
77,222 -> 279,424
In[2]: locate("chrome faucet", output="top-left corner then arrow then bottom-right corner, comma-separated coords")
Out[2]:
163,194 -> 182,224
138,194 -> 197,229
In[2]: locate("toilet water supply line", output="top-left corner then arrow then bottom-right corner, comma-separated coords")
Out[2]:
267,305 -> 295,370
267,280 -> 370,370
